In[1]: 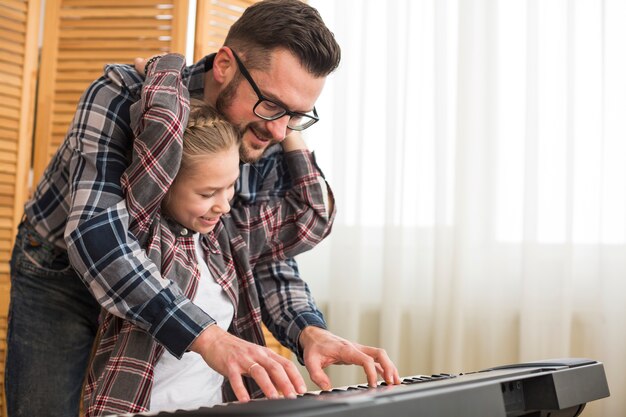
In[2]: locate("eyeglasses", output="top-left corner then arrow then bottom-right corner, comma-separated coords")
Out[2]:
230,50 -> 319,131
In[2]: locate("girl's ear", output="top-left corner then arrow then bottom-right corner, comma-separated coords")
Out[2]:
213,47 -> 236,84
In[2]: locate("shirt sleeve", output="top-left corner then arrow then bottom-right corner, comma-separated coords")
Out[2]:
65,54 -> 214,358
230,150 -> 335,265
230,150 -> 336,360
254,258 -> 327,362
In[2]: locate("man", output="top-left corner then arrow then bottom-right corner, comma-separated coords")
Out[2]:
5,1 -> 400,416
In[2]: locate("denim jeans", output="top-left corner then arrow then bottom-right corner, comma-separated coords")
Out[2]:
5,221 -> 101,417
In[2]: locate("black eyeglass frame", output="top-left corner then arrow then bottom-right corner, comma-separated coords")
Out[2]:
230,50 -> 319,131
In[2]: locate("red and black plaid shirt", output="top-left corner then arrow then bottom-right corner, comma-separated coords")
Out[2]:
83,54 -> 335,416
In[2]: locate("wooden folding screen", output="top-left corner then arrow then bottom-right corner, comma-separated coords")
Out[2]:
0,0 -> 41,413
32,0 -> 190,185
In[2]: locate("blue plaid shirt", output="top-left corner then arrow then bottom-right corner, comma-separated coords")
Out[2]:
24,54 -> 327,358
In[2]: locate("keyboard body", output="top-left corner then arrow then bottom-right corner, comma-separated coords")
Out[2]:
114,358 -> 609,417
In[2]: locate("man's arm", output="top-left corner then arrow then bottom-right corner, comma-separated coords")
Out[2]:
244,135 -> 399,390
233,134 -> 330,350
231,149 -> 335,265
64,57 -> 213,358
255,259 -> 326,357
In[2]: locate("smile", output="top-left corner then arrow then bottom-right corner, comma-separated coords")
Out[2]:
250,127 -> 271,142
200,216 -> 220,225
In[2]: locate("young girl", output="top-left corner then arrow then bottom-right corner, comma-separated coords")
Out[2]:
83,54 -> 334,415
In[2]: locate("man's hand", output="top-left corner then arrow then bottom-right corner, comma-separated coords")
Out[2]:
190,325 -> 307,402
134,55 -> 163,76
299,326 -> 401,390
134,57 -> 148,76
281,130 -> 307,152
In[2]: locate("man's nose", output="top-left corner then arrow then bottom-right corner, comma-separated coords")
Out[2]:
265,116 -> 291,142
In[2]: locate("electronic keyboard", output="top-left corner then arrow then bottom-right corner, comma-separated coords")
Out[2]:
113,358 -> 609,417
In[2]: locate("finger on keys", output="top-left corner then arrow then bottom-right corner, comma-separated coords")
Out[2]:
306,359 -> 332,391
228,372 -> 251,402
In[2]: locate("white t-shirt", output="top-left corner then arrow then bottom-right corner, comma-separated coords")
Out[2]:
149,233 -> 235,413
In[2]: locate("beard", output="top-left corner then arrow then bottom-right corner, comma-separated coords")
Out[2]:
216,76 -> 280,163
237,123 -> 280,163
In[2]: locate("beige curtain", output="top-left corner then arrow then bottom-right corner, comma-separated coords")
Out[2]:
300,1 -> 626,416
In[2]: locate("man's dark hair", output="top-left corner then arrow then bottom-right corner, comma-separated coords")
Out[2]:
224,0 -> 341,77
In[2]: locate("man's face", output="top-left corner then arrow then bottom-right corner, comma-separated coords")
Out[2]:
216,49 -> 326,162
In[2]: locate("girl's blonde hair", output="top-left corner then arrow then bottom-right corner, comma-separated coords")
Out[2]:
179,98 -> 241,174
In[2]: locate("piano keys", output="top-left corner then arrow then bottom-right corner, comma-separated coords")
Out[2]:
112,358 -> 610,417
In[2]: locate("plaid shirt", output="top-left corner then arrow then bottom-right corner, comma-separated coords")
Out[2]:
24,53 -> 328,359
83,54 -> 334,415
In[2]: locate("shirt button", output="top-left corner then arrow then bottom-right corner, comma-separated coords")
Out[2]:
180,228 -> 188,236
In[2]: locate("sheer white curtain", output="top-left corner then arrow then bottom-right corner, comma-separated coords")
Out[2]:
300,1 -> 626,415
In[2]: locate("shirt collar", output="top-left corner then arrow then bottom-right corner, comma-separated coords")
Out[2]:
185,53 -> 216,98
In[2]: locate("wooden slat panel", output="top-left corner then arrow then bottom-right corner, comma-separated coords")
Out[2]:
58,49 -> 170,60
0,162 -> 16,175
59,28 -> 172,39
0,226 -> 10,238
0,84 -> 20,99
0,4 -> 26,24
0,40 -> 26,56
52,126 -> 70,136
49,92 -> 82,102
0,151 -> 17,164
1,0 -> 27,13
0,141 -> 16,152
0,118 -> 18,131
0,173 -> 16,184
56,70 -> 107,82
0,50 -> 24,66
194,0 -> 258,61
0,62 -> 22,78
50,103 -> 80,115
0,15 -> 25,33
0,27 -> 24,44
0,185 -> 14,196
0,106 -> 19,120
0,130 -> 18,142
0,253 -> 11,265
59,18 -> 173,29
0,217 -> 11,229
219,0 -> 256,9
60,40 -> 170,50
59,8 -> 174,18
32,0 -> 188,185
0,72 -> 21,88
63,0 -> 172,6
55,59 -> 128,69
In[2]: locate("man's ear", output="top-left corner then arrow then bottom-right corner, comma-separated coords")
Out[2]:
213,47 -> 236,84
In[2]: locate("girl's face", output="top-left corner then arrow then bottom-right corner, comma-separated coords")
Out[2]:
163,146 -> 240,234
